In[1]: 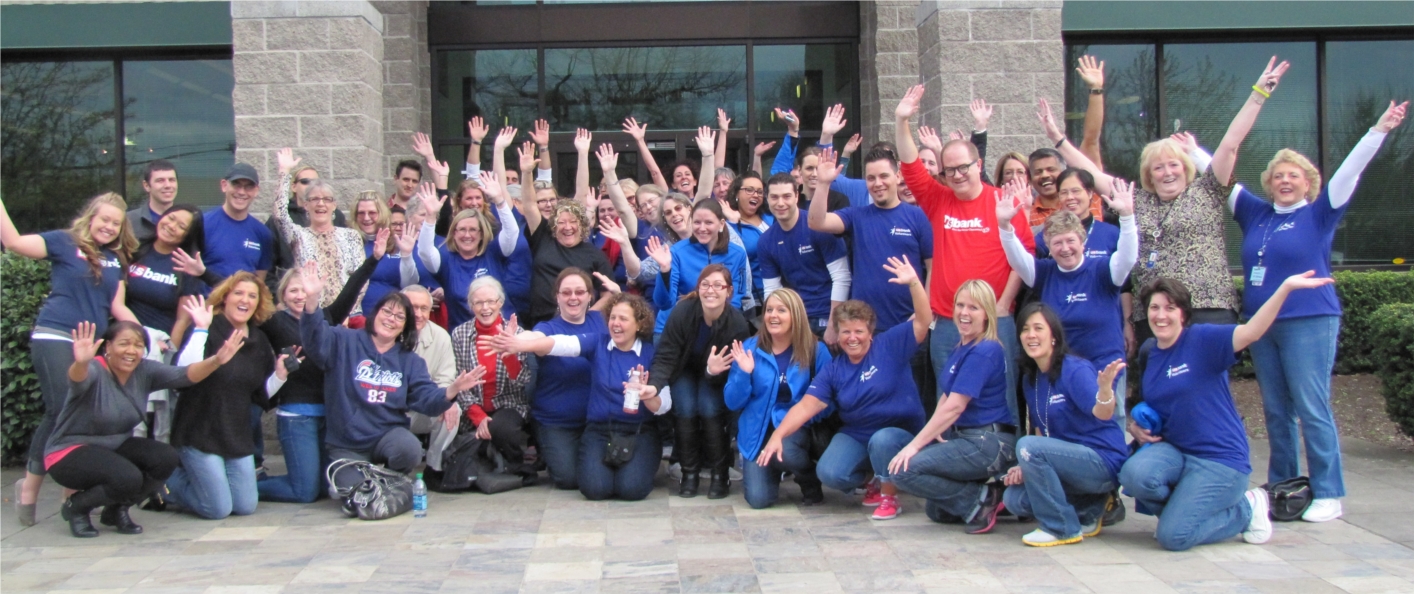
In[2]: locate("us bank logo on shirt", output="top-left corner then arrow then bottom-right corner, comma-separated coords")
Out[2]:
1086,249 -> 1109,259
888,227 -> 914,237
76,249 -> 122,269
943,215 -> 988,232
242,239 -> 262,251
1166,364 -> 1190,379
1274,221 -> 1297,233
859,365 -> 879,381
130,264 -> 178,286
1065,292 -> 1089,304
797,244 -> 815,255
1049,393 -> 1068,405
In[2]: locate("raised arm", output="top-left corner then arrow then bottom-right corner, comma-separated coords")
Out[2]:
693,126 -> 718,203
530,119 -> 553,177
491,126 -> 517,197
885,255 -> 931,344
1212,57 -> 1290,185
996,177 -> 1038,286
1329,101 -> 1407,209
624,117 -> 667,189
0,196 -> 47,259
272,148 -> 302,249
818,103 -> 847,148
1038,97 -> 1116,196
1075,55 -> 1107,170
463,116 -> 489,177
412,132 -> 449,191
1233,271 -> 1333,352
807,148 -> 847,234
573,128 -> 593,207
769,108 -> 800,175
479,172 -> 520,257
597,144 -> 638,238
750,141 -> 775,176
1105,179 -> 1139,286
715,109 -> 731,169
894,85 -> 925,164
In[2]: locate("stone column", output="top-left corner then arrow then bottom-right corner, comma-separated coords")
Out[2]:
915,1 -> 1064,161
860,0 -> 922,146
230,1 -> 386,214
374,1 -> 432,190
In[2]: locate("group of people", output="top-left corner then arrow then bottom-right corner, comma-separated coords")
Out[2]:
4,54 -> 1406,552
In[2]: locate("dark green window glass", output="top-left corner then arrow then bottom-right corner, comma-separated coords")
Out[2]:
435,49 -> 539,141
543,46 -> 746,132
753,44 -> 856,135
1064,43 -> 1157,185
122,59 -> 235,209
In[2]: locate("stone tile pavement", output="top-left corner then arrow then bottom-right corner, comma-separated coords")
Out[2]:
3,437 -> 1413,593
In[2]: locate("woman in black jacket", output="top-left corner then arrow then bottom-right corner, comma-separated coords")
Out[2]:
649,263 -> 752,498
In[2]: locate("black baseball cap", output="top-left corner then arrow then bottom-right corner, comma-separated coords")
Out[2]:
224,163 -> 259,184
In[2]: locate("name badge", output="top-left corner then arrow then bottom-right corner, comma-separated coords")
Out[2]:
1250,266 -> 1267,287
1145,251 -> 1158,269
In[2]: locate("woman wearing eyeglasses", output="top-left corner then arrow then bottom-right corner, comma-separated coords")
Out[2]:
450,276 -> 536,483
273,149 -> 367,313
727,172 -> 773,313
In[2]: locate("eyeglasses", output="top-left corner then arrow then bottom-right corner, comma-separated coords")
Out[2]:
941,160 -> 977,178
536,198 -> 556,205
699,282 -> 730,293
739,187 -> 764,196
378,306 -> 406,322
306,197 -> 335,204
296,178 -> 315,185
558,289 -> 589,298
473,298 -> 503,309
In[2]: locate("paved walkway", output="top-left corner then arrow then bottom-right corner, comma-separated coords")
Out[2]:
3,438 -> 1412,593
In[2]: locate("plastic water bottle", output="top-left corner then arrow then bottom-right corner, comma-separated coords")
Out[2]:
623,368 -> 642,414
412,473 -> 427,518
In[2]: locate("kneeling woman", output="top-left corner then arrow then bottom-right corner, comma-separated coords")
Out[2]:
760,257 -> 929,518
1120,272 -> 1331,551
1002,302 -> 1129,547
47,320 -> 240,537
483,293 -> 668,501
297,269 -> 484,511
883,280 -> 1016,532
531,269 -> 610,490
723,288 -> 832,509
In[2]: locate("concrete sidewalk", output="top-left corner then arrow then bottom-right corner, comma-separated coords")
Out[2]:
2,437 -> 1412,593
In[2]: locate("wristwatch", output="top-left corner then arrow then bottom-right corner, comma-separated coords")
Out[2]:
1090,88 -> 1104,95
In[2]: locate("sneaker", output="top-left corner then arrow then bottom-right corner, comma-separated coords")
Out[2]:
1243,488 -> 1273,544
1081,519 -> 1102,538
667,462 -> 683,482
1101,491 -> 1126,526
871,495 -> 899,520
965,485 -> 1005,535
1302,498 -> 1343,523
1022,528 -> 1082,547
861,478 -> 884,507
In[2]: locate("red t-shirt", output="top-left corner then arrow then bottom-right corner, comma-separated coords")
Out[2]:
902,160 -> 1034,319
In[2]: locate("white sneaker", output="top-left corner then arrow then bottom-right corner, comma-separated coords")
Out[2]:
1022,528 -> 1082,547
1302,498 -> 1343,523
1243,488 -> 1273,544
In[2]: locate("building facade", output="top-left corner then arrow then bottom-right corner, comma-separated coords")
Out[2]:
3,0 -> 1410,265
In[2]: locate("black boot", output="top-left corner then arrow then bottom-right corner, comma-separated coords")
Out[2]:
708,471 -> 730,499
797,472 -> 825,506
675,416 -> 701,498
99,505 -> 143,535
62,487 -> 111,538
702,415 -> 731,499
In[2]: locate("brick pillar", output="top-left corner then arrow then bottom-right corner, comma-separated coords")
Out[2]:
860,0 -> 922,146
916,1 -> 1064,162
374,1 -> 432,192
230,1 -> 386,214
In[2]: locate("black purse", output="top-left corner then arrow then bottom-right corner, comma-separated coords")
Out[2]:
1264,476 -> 1313,522
603,424 -> 642,468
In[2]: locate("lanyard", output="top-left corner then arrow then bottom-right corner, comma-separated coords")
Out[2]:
1032,375 -> 1052,437
1255,211 -> 1297,266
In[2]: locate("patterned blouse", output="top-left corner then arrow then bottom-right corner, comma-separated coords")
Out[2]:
275,173 -> 367,311
449,318 -> 531,432
1130,167 -> 1238,320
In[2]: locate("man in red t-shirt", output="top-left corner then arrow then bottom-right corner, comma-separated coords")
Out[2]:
894,85 -> 1032,422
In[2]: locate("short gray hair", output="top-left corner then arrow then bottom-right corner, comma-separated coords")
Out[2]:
467,276 -> 506,307
401,284 -> 431,299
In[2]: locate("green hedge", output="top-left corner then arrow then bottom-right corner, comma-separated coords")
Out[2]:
1370,303 -> 1414,438
1,253 -> 51,466
1331,271 -> 1414,374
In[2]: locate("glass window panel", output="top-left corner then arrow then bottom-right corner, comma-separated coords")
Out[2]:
1,60 -> 118,233
122,59 -> 235,210
1324,40 -> 1414,265
434,49 -> 539,144
544,46 -> 746,132
1162,41 -> 1318,265
1064,43 -> 1157,185
753,44 -> 856,135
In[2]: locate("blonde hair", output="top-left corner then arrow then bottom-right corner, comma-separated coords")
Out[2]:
447,208 -> 494,257
993,152 -> 1028,186
275,267 -> 303,308
638,183 -> 667,202
954,279 -> 1000,344
68,192 -> 138,280
1041,209 -> 1089,247
551,199 -> 592,242
1260,149 -> 1322,202
756,289 -> 818,373
209,271 -> 276,325
1138,139 -> 1197,193
289,164 -> 318,200
351,190 -> 390,230
617,177 -> 640,197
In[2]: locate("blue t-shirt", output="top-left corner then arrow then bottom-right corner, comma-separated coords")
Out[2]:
127,248 -> 204,333
361,240 -> 438,317
806,323 -> 925,444
34,231 -> 123,335
937,338 -> 1012,428
835,202 -> 933,331
1234,188 -> 1344,320
1025,356 -> 1129,477
758,219 -> 849,321
1142,324 -> 1249,473
202,208 -> 273,279
630,226 -> 665,296
575,333 -> 657,425
533,311 -> 606,428
1035,219 -> 1120,261
431,242 -> 511,329
731,215 -> 773,302
1032,257 -> 1125,372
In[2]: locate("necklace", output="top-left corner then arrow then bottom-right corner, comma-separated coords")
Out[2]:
1034,375 -> 1052,437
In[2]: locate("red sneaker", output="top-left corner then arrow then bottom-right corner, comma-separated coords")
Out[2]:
871,495 -> 899,520
861,478 -> 884,507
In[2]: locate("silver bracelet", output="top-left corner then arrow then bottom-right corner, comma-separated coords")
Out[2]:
1095,390 -> 1115,406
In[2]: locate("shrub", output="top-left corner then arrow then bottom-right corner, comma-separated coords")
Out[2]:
1,253 -> 50,466
1370,303 -> 1414,438
1332,271 -> 1414,374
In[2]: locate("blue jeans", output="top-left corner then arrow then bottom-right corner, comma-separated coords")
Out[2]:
932,316 -> 1020,425
538,424 -> 584,490
890,427 -> 1017,520
816,429 -> 913,493
1119,442 -> 1253,551
257,414 -> 328,503
742,428 -> 817,509
1250,315 -> 1343,499
1002,436 -> 1115,538
165,447 -> 258,519
250,404 -> 265,466
578,421 -> 661,501
671,372 -> 723,419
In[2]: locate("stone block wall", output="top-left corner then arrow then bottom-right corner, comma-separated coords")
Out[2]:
373,1 -> 432,189
860,0 -> 922,146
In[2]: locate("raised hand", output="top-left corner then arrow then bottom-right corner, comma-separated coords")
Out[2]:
215,328 -> 247,365
71,321 -> 104,365
467,116 -> 489,144
395,224 -> 417,256
841,133 -> 862,158
970,98 -> 993,131
949,129 -> 965,142
1036,98 -> 1064,143
821,103 -> 848,136
774,107 -> 799,135
706,344 -> 734,376
591,271 -> 622,295
494,126 -> 518,150
1374,100 -> 1409,133
882,255 -> 919,287
416,182 -> 444,219
1280,270 -> 1336,292
717,108 -> 732,130
517,141 -> 536,173
411,132 -> 436,162
1098,359 -> 1127,391
598,217 -> 629,244
695,126 -> 715,155
573,128 -> 592,153
753,141 -> 777,157
645,235 -> 672,271
1076,55 -> 1105,91
622,117 -> 648,141
530,119 -> 551,147
729,339 -> 754,375
1169,131 -> 1198,154
299,261 -> 326,303
1105,178 -> 1136,217
895,84 -> 925,120
276,147 -> 300,176
172,248 -> 206,276
815,147 -> 843,185
595,143 -> 619,173
451,365 -> 488,396
372,227 -> 391,260
478,171 -> 504,203
918,126 -> 944,158
427,156 -> 450,178
996,177 -> 1030,230
181,294 -> 214,329
1253,56 -> 1291,96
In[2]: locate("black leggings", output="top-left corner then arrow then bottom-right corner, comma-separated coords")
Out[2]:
47,439 -> 180,510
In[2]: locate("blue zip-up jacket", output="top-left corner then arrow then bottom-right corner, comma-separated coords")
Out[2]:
724,337 -> 833,460
652,237 -> 749,334
300,307 -> 453,451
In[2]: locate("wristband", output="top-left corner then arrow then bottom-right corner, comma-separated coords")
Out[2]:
1054,137 -> 1067,149
191,328 -> 208,335
1251,85 -> 1271,99
471,140 -> 481,145
1089,88 -> 1104,95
